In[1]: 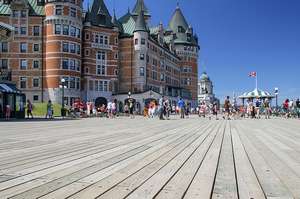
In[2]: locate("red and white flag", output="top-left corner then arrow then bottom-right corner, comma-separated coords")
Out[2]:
249,72 -> 257,77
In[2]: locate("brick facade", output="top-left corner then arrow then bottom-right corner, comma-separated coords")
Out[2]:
0,0 -> 199,106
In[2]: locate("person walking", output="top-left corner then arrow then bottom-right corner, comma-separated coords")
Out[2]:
178,98 -> 185,119
164,98 -> 170,120
26,100 -> 34,119
107,100 -> 112,118
255,98 -> 261,119
283,99 -> 289,118
46,100 -> 53,119
212,101 -> 218,120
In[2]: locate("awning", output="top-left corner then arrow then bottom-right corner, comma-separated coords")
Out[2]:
239,88 -> 274,99
0,83 -> 21,94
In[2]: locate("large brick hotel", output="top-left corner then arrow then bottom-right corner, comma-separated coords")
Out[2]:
0,0 -> 199,108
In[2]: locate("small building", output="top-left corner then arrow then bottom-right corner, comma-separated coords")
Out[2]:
239,88 -> 274,105
197,72 -> 219,105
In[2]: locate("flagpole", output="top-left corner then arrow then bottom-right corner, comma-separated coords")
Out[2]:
256,73 -> 258,90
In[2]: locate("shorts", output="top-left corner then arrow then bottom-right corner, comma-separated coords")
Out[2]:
225,108 -> 230,113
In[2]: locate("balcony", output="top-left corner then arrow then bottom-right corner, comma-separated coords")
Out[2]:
0,69 -> 12,82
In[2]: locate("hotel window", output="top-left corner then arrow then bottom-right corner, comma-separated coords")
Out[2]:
76,28 -> 80,38
104,36 -> 108,45
152,71 -> 157,80
95,80 -> 99,91
33,78 -> 40,88
115,37 -> 118,44
33,26 -> 40,36
103,81 -> 108,91
75,60 -> 80,71
20,59 -> 27,70
85,49 -> 89,56
14,26 -> 19,35
69,77 -> 76,89
134,38 -> 138,45
85,33 -> 90,40
1,42 -> 8,52
140,53 -> 145,60
99,35 -> 103,44
62,77 -> 69,88
70,43 -> 75,53
33,95 -> 39,101
76,44 -> 80,55
62,59 -> 69,69
63,25 -> 69,35
97,51 -> 106,60
62,42 -> 69,52
114,52 -> 118,59
20,43 -> 27,53
76,78 -> 80,90
12,10 -> 19,18
139,67 -> 145,76
55,24 -> 61,34
0,59 -> 8,69
70,26 -> 76,37
97,65 -> 106,75
70,7 -> 76,17
95,35 -> 99,43
20,77 -> 27,89
69,59 -> 75,70
55,5 -> 62,15
21,10 -> 27,18
33,60 -> 39,69
20,27 -> 27,35
33,44 -> 39,52
141,38 -> 146,45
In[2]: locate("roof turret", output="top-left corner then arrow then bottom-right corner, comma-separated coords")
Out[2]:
132,0 -> 150,17
133,9 -> 148,33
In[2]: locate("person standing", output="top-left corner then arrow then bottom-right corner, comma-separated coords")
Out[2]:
178,98 -> 185,119
296,98 -> 300,118
263,99 -> 271,119
158,96 -> 165,120
5,104 -> 11,120
26,100 -> 34,119
224,96 -> 231,120
283,99 -> 289,118
213,101 -> 218,120
46,100 -> 53,119
164,98 -> 170,120
107,101 -> 112,118
128,99 -> 134,119
255,98 -> 261,119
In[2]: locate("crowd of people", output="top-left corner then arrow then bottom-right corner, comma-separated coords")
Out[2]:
2,95 -> 300,121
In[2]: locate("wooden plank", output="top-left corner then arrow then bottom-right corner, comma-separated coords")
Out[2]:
236,122 -> 294,199
183,121 -> 225,199
231,125 -> 265,199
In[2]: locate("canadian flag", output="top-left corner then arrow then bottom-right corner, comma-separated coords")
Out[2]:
249,72 -> 257,77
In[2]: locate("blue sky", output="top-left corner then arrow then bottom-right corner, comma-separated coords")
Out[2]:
84,0 -> 300,102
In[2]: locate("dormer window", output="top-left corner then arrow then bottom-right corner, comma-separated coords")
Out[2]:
55,5 -> 62,16
37,0 -> 44,6
3,0 -> 10,4
12,10 -> 19,18
178,26 -> 185,33
21,10 -> 27,18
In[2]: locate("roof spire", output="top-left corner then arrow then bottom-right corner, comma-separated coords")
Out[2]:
176,1 -> 180,9
134,8 -> 148,33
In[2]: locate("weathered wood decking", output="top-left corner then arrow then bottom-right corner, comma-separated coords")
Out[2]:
0,117 -> 299,199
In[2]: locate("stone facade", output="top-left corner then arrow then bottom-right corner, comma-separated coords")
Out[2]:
0,0 -> 200,106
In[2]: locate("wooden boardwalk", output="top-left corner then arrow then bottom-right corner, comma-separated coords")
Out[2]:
0,117 -> 299,199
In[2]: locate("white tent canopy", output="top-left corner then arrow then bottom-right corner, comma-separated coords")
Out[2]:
239,88 -> 274,99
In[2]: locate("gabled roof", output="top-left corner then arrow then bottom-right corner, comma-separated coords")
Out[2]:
85,0 -> 113,28
132,0 -> 150,17
134,9 -> 148,33
0,0 -> 44,16
169,5 -> 189,33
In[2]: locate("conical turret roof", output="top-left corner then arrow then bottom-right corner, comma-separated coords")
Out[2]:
169,5 -> 189,33
132,0 -> 150,17
134,9 -> 148,33
85,0 -> 113,27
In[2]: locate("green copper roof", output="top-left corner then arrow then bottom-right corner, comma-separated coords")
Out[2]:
0,0 -> 44,16
169,6 -> 188,33
86,0 -> 113,27
121,15 -> 136,36
132,0 -> 150,16
134,10 -> 147,32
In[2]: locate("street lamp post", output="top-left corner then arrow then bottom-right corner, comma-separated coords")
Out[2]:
61,78 -> 66,117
